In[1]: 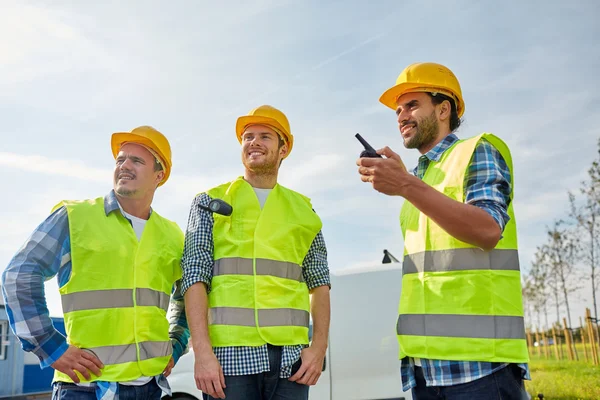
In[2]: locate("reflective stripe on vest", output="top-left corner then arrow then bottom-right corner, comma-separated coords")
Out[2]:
84,341 -> 172,365
402,248 -> 520,274
213,257 -> 305,282
61,288 -> 170,313
397,314 -> 525,339
210,307 -> 310,328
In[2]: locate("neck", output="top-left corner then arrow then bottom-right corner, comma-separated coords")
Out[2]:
418,129 -> 452,155
244,170 -> 278,189
115,193 -> 153,219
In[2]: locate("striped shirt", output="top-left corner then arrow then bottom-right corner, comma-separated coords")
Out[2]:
1,190 -> 190,374
181,190 -> 330,378
400,133 -> 530,390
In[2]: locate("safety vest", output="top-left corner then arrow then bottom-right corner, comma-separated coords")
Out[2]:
206,177 -> 322,347
52,197 -> 184,383
397,133 -> 528,363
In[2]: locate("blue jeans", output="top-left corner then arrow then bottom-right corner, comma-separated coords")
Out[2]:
203,345 -> 309,400
52,379 -> 162,400
412,364 -> 529,400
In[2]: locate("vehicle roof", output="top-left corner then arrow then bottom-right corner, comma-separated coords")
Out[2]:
332,262 -> 402,277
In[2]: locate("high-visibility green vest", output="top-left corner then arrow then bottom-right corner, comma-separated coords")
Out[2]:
52,197 -> 184,383
398,133 -> 528,363
206,177 -> 322,347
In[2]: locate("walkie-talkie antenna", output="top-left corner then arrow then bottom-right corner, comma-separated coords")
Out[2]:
355,133 -> 382,158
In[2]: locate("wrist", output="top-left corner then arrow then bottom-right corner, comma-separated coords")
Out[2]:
193,341 -> 214,356
310,339 -> 328,354
39,331 -> 69,369
398,173 -> 421,198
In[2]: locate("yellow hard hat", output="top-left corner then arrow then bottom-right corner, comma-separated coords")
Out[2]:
379,62 -> 465,118
236,105 -> 294,158
111,126 -> 172,186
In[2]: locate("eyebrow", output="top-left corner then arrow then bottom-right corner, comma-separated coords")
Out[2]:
396,99 -> 419,115
117,155 -> 146,164
243,131 -> 276,137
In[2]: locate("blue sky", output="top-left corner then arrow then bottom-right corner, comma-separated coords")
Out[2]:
1,1 -> 599,324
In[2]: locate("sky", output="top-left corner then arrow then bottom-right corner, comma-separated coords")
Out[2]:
1,0 -> 599,327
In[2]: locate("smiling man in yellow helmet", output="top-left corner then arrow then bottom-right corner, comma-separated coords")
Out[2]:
357,63 -> 530,399
1,126 -> 189,400
182,105 -> 331,400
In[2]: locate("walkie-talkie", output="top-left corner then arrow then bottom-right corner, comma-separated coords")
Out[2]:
199,199 -> 233,216
355,133 -> 382,158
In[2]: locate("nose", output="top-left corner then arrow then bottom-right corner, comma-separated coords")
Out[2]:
397,108 -> 410,125
120,157 -> 134,170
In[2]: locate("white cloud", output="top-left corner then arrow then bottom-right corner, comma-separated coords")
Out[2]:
0,152 -> 111,182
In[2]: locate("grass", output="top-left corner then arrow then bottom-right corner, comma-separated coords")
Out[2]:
525,346 -> 600,400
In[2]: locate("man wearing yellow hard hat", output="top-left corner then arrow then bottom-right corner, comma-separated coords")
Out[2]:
357,63 -> 530,399
1,126 -> 190,399
182,105 -> 331,400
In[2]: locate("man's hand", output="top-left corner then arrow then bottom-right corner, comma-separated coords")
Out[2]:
194,348 -> 226,399
51,345 -> 104,383
163,357 -> 175,377
357,146 -> 413,196
288,345 -> 326,386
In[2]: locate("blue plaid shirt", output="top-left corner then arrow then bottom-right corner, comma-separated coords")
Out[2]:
181,188 -> 330,378
400,133 -> 530,391
1,191 -> 190,391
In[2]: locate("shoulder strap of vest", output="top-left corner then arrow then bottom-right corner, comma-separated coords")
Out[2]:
276,184 -> 312,206
478,133 -> 514,180
51,198 -> 101,214
461,133 -> 515,198
204,177 -> 245,199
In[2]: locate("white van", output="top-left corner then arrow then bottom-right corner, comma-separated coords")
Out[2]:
165,263 -> 411,400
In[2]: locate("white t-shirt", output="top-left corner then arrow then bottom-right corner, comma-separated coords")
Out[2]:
253,187 -> 272,208
119,208 -> 147,241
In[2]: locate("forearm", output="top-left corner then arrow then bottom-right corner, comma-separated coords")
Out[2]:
401,176 -> 501,250
309,285 -> 330,352
168,281 -> 190,364
1,207 -> 69,367
184,282 -> 213,353
3,267 -> 68,367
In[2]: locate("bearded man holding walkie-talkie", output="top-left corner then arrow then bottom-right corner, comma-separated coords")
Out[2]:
181,105 -> 331,400
356,63 -> 530,400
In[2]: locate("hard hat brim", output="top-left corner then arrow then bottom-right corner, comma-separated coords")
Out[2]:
235,116 -> 294,158
111,132 -> 171,186
379,82 -> 464,118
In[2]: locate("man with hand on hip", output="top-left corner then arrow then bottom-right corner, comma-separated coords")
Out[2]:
2,126 -> 189,400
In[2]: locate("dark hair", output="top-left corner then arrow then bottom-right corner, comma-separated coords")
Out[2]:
428,93 -> 462,132
154,158 -> 164,172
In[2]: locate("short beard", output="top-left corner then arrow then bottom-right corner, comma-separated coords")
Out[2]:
243,161 -> 278,176
242,152 -> 280,176
115,186 -> 138,197
404,111 -> 439,150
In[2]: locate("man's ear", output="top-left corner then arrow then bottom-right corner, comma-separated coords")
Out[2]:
438,99 -> 451,121
279,143 -> 289,159
155,170 -> 165,186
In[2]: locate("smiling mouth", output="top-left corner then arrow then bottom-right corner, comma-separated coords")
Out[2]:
401,124 -> 416,134
118,174 -> 135,180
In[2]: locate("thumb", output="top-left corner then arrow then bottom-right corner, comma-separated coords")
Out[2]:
377,146 -> 400,160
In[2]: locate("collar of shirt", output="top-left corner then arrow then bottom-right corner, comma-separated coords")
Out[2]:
412,133 -> 459,176
103,190 -> 153,217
